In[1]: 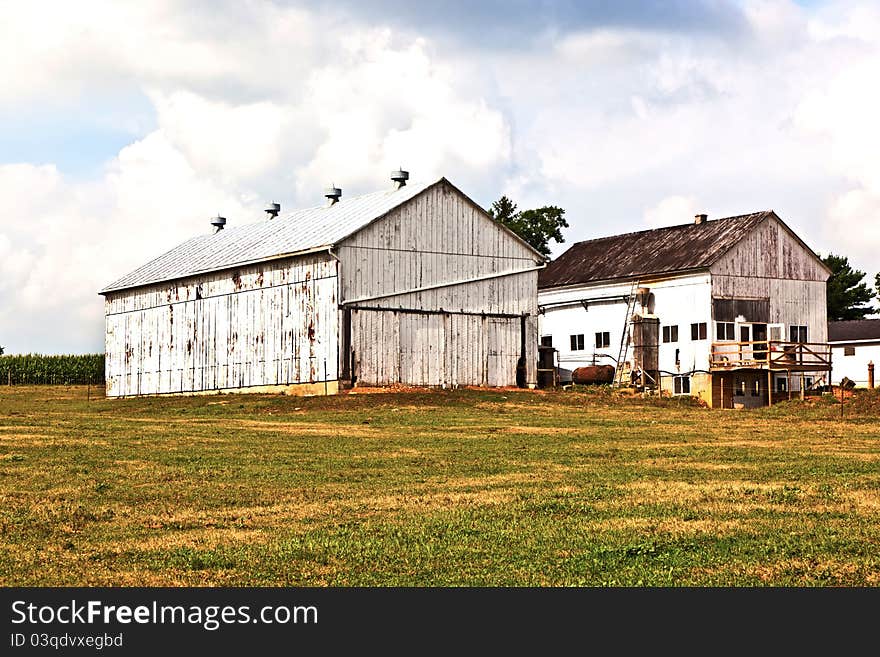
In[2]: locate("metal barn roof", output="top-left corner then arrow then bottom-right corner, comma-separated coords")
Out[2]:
538,211 -> 775,289
101,178 -> 440,294
828,319 -> 880,343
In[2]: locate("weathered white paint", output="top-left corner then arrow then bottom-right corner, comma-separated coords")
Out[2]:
710,216 -> 829,344
338,181 -> 542,388
104,253 -> 338,397
103,179 -> 543,397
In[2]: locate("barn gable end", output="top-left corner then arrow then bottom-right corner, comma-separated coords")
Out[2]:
336,180 -> 543,388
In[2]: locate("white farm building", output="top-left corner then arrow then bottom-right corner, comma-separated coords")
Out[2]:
100,175 -> 544,398
537,211 -> 833,408
828,319 -> 880,388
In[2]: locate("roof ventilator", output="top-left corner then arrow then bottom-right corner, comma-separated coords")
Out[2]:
265,202 -> 281,219
324,185 -> 342,206
210,215 -> 226,233
391,169 -> 409,189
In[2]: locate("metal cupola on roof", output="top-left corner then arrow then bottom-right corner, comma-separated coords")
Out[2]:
265,202 -> 281,219
210,215 -> 226,233
391,169 -> 409,189
324,186 -> 342,205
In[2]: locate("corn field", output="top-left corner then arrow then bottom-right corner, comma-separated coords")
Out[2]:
0,354 -> 105,385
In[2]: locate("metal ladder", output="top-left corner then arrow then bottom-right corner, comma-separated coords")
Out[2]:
613,280 -> 640,387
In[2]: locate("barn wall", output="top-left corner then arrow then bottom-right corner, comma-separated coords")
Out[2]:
830,342 -> 880,387
338,181 -> 542,387
710,217 -> 828,345
537,273 -> 713,381
347,273 -> 538,387
103,253 -> 338,397
710,216 -> 828,282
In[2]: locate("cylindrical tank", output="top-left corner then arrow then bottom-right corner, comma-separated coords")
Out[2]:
572,365 -> 615,385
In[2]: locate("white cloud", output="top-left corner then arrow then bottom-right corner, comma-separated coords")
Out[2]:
0,3 -> 514,353
151,91 -> 286,183
3,0 -> 880,354
644,196 -> 702,228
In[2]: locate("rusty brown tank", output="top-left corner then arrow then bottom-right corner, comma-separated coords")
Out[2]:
571,365 -> 615,385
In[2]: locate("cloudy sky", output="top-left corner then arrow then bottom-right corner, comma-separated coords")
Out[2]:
2,0 -> 879,354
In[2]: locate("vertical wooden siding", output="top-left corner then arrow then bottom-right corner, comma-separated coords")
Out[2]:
350,309 -> 528,388
104,254 -> 338,397
338,181 -> 541,387
710,216 -> 829,343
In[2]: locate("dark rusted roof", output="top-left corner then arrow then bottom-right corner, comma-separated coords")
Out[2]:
538,211 -> 772,289
828,319 -> 880,342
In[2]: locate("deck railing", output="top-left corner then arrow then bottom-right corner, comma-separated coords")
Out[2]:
710,340 -> 832,371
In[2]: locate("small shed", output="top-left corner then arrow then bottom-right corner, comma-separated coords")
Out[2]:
99,175 -> 545,397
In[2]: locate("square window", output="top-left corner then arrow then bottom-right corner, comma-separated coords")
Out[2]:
691,322 -> 707,340
595,331 -> 610,349
844,346 -> 855,356
789,325 -> 808,343
540,335 -> 553,347
716,322 -> 735,341
673,375 -> 691,395
570,334 -> 585,351
662,325 -> 679,343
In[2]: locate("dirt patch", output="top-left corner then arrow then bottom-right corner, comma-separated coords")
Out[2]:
502,425 -> 586,435
229,420 -> 385,437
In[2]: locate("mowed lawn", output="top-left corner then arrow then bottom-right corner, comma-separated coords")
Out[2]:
0,384 -> 878,586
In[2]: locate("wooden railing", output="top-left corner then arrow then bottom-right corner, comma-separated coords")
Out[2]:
710,341 -> 832,370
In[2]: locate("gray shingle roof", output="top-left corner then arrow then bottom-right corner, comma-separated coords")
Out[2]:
101,178 -> 440,294
828,319 -> 880,342
538,211 -> 774,289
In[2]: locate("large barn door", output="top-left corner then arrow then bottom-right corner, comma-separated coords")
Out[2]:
399,313 -> 446,386
486,317 -> 520,387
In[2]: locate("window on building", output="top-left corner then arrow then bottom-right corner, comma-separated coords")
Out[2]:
790,325 -> 808,343
595,331 -> 610,349
690,322 -> 707,340
776,377 -> 788,393
752,379 -> 761,397
675,348 -> 680,366
673,375 -> 691,395
734,378 -> 745,397
844,346 -> 856,356
804,376 -> 814,390
716,322 -> 735,341
662,325 -> 679,343
540,335 -> 553,347
570,334 -> 585,351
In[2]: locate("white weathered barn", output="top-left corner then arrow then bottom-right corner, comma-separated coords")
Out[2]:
828,319 -> 880,388
537,211 -> 833,408
100,175 -> 544,397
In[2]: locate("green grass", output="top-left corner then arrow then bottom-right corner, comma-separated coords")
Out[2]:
0,384 -> 878,586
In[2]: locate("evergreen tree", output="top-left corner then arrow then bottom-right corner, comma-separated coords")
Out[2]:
822,254 -> 877,320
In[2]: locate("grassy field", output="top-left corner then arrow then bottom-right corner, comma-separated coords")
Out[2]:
0,384 -> 878,586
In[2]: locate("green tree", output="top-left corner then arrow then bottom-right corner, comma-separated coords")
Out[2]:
488,195 -> 568,257
822,253 -> 877,320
